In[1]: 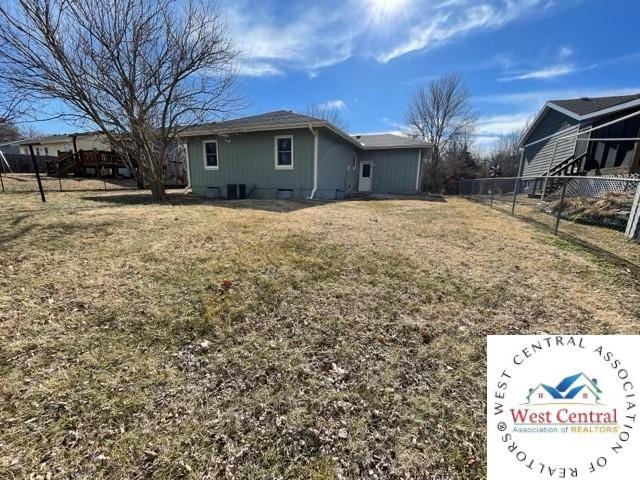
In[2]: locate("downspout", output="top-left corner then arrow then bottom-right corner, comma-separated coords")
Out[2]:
182,140 -> 192,193
415,148 -> 422,192
308,124 -> 319,199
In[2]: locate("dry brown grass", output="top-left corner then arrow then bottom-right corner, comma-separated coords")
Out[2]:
1,191 -> 639,479
494,196 -> 640,266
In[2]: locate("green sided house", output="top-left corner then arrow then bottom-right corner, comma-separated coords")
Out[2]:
180,111 -> 431,200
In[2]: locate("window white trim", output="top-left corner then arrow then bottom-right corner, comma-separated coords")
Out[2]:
274,135 -> 294,170
202,139 -> 219,170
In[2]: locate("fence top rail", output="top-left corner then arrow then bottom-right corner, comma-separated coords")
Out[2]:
463,175 -> 640,183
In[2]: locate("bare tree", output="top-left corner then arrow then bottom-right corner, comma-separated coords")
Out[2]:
0,82 -> 24,143
440,131 -> 483,193
484,120 -> 530,178
486,132 -> 521,177
0,0 -> 239,200
0,119 -> 21,144
305,104 -> 348,130
405,73 -> 475,192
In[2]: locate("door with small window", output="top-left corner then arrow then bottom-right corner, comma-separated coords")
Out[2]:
359,161 -> 372,192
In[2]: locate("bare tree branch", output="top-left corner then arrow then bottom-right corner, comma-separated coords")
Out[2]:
0,0 -> 240,200
405,73 -> 475,192
485,125 -> 529,177
305,104 -> 348,130
0,81 -> 25,142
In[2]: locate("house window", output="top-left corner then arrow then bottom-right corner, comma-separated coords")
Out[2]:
538,393 -> 543,399
203,140 -> 219,170
44,147 -> 49,156
275,135 -> 293,170
583,393 -> 588,399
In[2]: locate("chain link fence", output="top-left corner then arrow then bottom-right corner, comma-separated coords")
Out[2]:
460,176 -> 640,267
0,172 -> 138,195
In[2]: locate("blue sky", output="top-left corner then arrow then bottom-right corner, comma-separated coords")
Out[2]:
37,0 -> 640,152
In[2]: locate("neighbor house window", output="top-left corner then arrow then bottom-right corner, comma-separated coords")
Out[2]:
275,135 -> 293,170
203,140 -> 219,170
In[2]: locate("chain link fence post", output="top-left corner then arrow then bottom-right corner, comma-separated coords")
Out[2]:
511,178 -> 520,216
625,182 -> 640,241
554,180 -> 568,235
490,177 -> 496,208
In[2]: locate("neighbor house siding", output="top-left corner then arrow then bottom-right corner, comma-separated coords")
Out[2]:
316,128 -> 358,199
522,109 -> 579,177
19,135 -> 111,156
361,148 -> 420,194
186,129 -> 314,198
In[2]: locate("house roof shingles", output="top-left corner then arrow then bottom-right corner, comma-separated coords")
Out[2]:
551,93 -> 640,117
184,111 -> 324,134
182,111 -> 431,150
15,131 -> 101,146
353,133 -> 429,149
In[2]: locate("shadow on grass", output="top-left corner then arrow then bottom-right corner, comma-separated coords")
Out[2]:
345,193 -> 447,203
80,193 -> 329,213
0,217 -> 125,246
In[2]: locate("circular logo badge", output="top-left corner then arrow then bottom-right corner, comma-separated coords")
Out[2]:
487,335 -> 638,479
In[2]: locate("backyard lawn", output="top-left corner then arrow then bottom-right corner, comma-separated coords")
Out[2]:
1,191 -> 639,479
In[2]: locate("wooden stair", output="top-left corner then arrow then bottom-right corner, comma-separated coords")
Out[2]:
542,152 -> 589,196
47,150 -> 128,177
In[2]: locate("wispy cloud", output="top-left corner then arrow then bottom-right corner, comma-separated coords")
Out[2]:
381,117 -> 408,133
319,99 -> 347,111
498,46 -> 576,81
500,64 -> 575,81
377,4 -> 496,63
235,60 -> 284,78
467,113 -> 531,153
405,53 -> 514,86
475,113 -> 531,136
226,0 -> 355,76
225,0 -> 574,76
476,87 -> 640,107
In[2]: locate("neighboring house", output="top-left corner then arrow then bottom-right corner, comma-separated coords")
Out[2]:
12,131 -> 186,185
0,143 -> 19,155
15,132 -> 111,157
180,111 -> 431,200
519,94 -> 640,178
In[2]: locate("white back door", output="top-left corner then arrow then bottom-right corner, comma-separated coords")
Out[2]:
358,161 -> 372,192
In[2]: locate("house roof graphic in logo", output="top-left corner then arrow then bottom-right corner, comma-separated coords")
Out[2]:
526,373 -> 602,405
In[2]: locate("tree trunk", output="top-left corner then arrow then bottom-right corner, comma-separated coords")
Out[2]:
149,177 -> 167,201
138,148 -> 167,201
